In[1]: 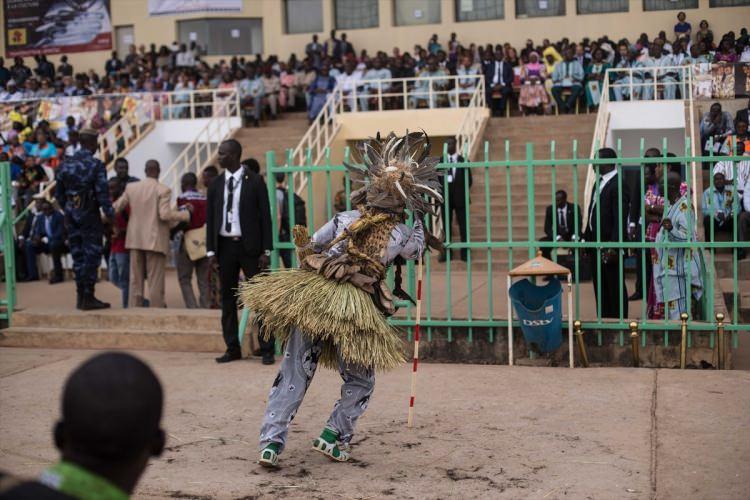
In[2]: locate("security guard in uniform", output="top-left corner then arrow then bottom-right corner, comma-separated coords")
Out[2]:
55,129 -> 113,310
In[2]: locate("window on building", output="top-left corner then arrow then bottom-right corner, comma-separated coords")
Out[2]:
577,0 -> 628,14
285,0 -> 323,34
394,0 -> 442,26
709,0 -> 750,6
455,0 -> 504,22
335,0 -> 379,29
177,18 -> 263,56
515,0 -> 565,17
643,0 -> 698,11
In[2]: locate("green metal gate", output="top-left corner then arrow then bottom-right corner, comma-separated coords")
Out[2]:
265,138 -> 748,351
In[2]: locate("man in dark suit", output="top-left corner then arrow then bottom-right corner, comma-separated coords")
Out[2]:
540,190 -> 581,260
25,199 -> 66,283
583,148 -> 630,319
206,140 -> 275,364
440,137 -> 472,262
484,48 -> 513,117
735,97 -> 750,126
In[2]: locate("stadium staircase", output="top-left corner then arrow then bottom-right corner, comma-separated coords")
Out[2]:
433,113 -> 595,270
230,112 -> 310,169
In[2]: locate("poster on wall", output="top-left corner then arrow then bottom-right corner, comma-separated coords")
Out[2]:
148,0 -> 242,16
693,63 -> 750,100
4,0 -> 112,57
736,63 -> 750,98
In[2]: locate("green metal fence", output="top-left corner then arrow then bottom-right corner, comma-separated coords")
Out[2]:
0,162 -> 17,326
264,138 -> 749,352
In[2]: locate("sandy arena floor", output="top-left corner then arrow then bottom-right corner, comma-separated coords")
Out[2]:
0,348 -> 748,499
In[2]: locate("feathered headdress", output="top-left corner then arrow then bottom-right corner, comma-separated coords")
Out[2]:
345,131 -> 444,216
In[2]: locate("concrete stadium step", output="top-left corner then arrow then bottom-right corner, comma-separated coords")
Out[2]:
712,254 -> 750,278
11,308 -> 220,331
230,112 -> 309,169
0,327 -> 224,352
0,308 -> 225,353
718,278 -> 750,323
462,115 -> 596,243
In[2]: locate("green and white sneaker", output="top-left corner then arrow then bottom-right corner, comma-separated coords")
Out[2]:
258,443 -> 280,468
312,428 -> 349,462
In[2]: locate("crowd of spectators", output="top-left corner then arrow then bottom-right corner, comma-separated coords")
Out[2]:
2,14 -> 749,313
0,13 -> 748,123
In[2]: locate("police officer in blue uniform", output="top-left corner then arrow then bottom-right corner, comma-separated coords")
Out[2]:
55,129 -> 114,310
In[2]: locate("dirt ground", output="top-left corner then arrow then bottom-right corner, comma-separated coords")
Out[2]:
0,348 -> 748,500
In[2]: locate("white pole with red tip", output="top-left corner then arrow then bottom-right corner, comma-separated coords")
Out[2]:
407,256 -> 424,428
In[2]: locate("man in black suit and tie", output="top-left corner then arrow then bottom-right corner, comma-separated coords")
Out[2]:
583,148 -> 630,319
540,190 -> 581,260
440,137 -> 472,262
206,139 -> 275,364
484,48 -> 513,117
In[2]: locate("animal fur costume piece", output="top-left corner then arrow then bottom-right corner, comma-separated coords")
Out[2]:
238,131 -> 443,371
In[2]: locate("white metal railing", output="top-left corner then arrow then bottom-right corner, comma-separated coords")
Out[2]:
334,74 -> 484,113
0,88 -> 242,124
606,65 -> 693,103
288,85 -> 343,193
160,89 -> 240,194
289,74 -> 487,194
152,87 -> 243,121
455,77 -> 486,159
31,108 -> 154,204
585,65 -> 698,227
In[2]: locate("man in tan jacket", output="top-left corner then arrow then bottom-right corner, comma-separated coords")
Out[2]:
114,159 -> 192,308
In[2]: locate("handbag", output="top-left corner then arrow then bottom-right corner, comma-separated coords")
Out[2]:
184,225 -> 207,261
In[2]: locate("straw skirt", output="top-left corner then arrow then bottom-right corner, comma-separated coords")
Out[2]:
238,269 -> 405,371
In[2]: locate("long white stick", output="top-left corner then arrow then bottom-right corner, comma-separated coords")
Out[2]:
407,257 -> 424,428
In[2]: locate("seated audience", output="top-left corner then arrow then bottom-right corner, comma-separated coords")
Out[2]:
336,60 -> 363,111
410,56 -> 447,109
359,58 -> 392,111
551,46 -> 584,114
484,48 -> 513,117
700,103 -> 734,156
453,55 -> 479,108
238,66 -> 264,127
713,139 -> 750,196
29,129 -> 58,167
735,98 -> 750,126
642,41 -> 678,101
24,199 -> 65,284
721,119 -> 750,155
584,48 -> 609,108
702,172 -> 735,242
261,65 -> 280,119
518,52 -> 549,115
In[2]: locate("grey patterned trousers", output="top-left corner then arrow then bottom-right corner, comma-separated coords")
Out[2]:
259,328 -> 375,452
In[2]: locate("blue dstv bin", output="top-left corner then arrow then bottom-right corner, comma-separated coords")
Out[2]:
509,278 -> 563,354
506,252 -> 574,367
